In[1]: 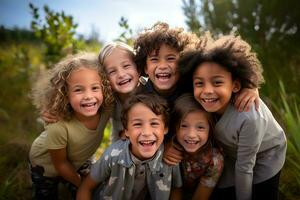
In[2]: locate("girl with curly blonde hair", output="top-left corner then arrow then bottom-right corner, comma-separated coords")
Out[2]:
29,52 -> 113,199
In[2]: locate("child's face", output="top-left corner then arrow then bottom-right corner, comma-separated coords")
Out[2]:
104,49 -> 139,96
176,111 -> 210,154
67,67 -> 103,120
124,102 -> 167,160
145,44 -> 180,95
193,62 -> 240,115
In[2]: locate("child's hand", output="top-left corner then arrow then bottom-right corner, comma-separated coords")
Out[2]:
41,110 -> 58,124
234,88 -> 259,112
163,142 -> 183,166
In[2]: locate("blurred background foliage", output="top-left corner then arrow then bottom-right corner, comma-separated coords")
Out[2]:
0,0 -> 299,199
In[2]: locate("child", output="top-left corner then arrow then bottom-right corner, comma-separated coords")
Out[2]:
98,41 -> 143,142
29,52 -> 113,199
133,22 -> 261,164
77,93 -> 182,200
170,93 -> 224,200
178,33 -> 287,200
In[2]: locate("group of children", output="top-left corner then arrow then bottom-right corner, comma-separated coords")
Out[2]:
29,22 -> 287,200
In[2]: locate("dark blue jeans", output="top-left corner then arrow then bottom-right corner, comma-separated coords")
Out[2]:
210,171 -> 281,200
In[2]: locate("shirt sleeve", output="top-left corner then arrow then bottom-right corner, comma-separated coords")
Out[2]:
200,148 -> 224,188
171,164 -> 183,188
90,149 -> 112,183
46,122 -> 68,150
235,114 -> 267,200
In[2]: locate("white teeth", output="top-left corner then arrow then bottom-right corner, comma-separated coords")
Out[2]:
82,102 -> 96,107
156,73 -> 170,78
139,140 -> 155,145
185,140 -> 198,144
203,98 -> 216,102
119,79 -> 131,85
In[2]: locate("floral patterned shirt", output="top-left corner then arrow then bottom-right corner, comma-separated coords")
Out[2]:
173,138 -> 224,194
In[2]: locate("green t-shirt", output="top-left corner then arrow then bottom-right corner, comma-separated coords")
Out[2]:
29,108 -> 111,177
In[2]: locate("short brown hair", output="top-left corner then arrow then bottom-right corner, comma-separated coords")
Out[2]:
121,93 -> 169,129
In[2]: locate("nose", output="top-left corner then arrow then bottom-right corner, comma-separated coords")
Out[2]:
117,68 -> 126,78
83,89 -> 93,99
141,125 -> 152,137
187,128 -> 197,138
202,83 -> 213,94
157,60 -> 168,69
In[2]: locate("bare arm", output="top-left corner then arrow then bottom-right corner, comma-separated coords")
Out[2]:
49,148 -> 81,187
192,185 -> 214,200
76,174 -> 98,200
234,88 -> 259,112
163,141 -> 183,166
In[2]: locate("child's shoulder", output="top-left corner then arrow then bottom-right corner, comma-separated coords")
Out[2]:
101,139 -> 130,161
45,118 -> 78,130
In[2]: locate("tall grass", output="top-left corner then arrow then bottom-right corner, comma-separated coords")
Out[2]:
271,81 -> 300,199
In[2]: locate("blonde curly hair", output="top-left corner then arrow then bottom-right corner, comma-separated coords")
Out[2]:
179,32 -> 265,91
31,52 -> 113,121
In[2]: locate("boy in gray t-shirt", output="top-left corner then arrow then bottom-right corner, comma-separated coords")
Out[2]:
77,93 -> 182,200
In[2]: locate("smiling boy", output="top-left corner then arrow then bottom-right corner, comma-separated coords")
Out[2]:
77,93 -> 182,200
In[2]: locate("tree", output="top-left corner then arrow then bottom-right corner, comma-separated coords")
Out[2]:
29,3 -> 80,67
116,17 -> 134,46
182,0 -> 202,36
182,0 -> 300,97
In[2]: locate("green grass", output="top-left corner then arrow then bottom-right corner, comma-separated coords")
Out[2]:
270,81 -> 300,199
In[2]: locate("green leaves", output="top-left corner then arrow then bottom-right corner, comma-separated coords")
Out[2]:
29,3 -> 79,67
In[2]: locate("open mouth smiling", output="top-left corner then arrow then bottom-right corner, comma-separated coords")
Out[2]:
81,102 -> 97,107
156,73 -> 171,79
118,78 -> 131,86
139,140 -> 156,146
184,140 -> 199,145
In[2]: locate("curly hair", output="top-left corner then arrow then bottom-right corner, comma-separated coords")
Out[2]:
179,32 -> 265,92
121,93 -> 169,130
133,22 -> 199,76
31,52 -> 113,121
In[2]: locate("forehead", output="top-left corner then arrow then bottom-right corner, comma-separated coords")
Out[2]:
194,62 -> 230,76
149,44 -> 179,56
127,103 -> 161,119
183,110 -> 208,121
68,67 -> 100,83
104,49 -> 132,63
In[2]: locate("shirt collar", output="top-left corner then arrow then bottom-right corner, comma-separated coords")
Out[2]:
118,139 -> 164,172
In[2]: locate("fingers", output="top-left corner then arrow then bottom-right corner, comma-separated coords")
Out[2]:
41,111 -> 58,123
163,157 -> 181,166
234,88 -> 260,112
163,144 -> 183,166
163,151 -> 183,165
254,97 -> 260,111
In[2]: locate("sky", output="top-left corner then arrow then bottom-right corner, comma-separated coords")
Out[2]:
0,0 -> 187,42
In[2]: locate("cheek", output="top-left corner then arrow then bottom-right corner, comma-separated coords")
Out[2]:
193,89 -> 201,101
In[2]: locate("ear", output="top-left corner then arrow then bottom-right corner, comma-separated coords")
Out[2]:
124,129 -> 130,137
144,65 -> 149,76
232,80 -> 241,93
164,126 -> 169,135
